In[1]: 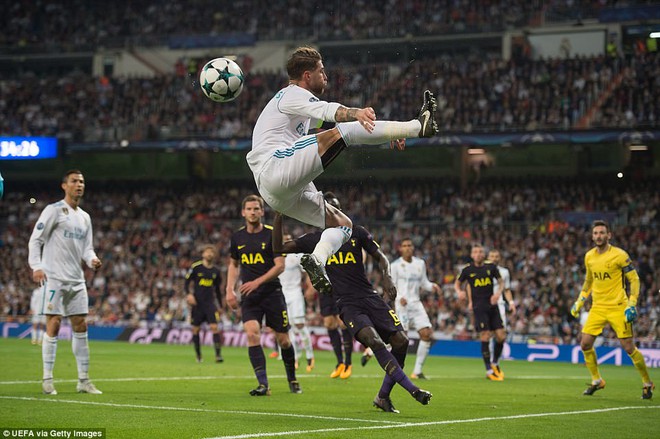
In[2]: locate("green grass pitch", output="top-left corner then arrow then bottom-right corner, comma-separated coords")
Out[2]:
0,338 -> 657,438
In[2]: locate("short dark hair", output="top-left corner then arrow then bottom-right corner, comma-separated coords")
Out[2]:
242,194 -> 264,210
400,237 -> 413,245
591,220 -> 610,232
287,46 -> 322,80
323,191 -> 341,210
62,169 -> 83,183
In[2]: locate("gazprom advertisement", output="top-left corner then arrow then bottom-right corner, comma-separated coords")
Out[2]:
0,137 -> 58,160
2,322 -> 658,368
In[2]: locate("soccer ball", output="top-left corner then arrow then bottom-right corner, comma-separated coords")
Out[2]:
199,58 -> 244,102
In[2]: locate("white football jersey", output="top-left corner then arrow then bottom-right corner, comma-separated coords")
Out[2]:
390,256 -> 435,303
279,253 -> 305,300
493,265 -> 511,305
248,84 -> 341,175
28,199 -> 98,282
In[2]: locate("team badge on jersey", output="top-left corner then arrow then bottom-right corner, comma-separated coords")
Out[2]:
62,208 -> 69,215
37,223 -> 45,230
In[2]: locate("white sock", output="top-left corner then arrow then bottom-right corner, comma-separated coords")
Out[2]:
336,120 -> 421,145
312,226 -> 351,263
72,331 -> 90,381
413,340 -> 431,375
32,327 -> 37,343
299,326 -> 314,360
42,334 -> 58,380
289,328 -> 300,360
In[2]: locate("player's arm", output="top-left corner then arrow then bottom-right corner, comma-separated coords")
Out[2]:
622,254 -> 641,322
184,267 -> 196,306
420,261 -> 441,295
272,212 -> 301,254
370,247 -> 397,306
490,267 -> 504,305
214,272 -> 223,310
454,271 -> 467,301
225,257 -> 240,310
238,256 -> 285,296
334,106 -> 376,131
28,205 -> 57,284
571,257 -> 593,318
82,214 -> 101,270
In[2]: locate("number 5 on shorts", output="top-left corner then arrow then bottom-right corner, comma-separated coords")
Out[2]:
282,310 -> 289,327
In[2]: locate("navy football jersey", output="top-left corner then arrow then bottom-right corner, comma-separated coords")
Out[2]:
295,225 -> 380,301
229,225 -> 282,296
457,262 -> 501,306
184,261 -> 222,305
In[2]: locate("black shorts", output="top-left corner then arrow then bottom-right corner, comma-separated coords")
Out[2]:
320,293 -> 339,317
338,294 -> 403,344
473,304 -> 503,332
191,305 -> 218,327
241,289 -> 290,333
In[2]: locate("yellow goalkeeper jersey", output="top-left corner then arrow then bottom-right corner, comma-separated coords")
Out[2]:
583,245 -> 635,307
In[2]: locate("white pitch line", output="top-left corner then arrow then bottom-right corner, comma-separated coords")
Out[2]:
203,405 -> 660,439
0,396 -> 404,425
0,374 -> 586,385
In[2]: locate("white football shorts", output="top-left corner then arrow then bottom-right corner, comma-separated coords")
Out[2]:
284,290 -> 306,325
256,135 -> 326,228
42,278 -> 89,316
396,300 -> 432,332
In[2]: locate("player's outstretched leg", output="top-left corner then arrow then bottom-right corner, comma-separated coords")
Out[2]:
300,254 -> 332,295
417,90 -> 438,138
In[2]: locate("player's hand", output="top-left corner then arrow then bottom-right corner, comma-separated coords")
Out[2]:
509,302 -> 517,315
490,294 -> 500,305
570,301 -> 583,318
186,294 -> 197,306
390,138 -> 406,150
356,107 -> 376,133
456,290 -> 467,301
33,269 -> 46,285
381,276 -> 397,305
625,306 -> 638,323
399,297 -> 408,307
239,280 -> 261,296
468,301 -> 473,312
91,258 -> 102,270
226,291 -> 238,310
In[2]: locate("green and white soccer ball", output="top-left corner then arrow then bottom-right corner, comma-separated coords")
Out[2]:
199,57 -> 245,102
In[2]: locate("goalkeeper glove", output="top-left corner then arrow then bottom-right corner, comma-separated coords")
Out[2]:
624,306 -> 638,323
570,300 -> 584,318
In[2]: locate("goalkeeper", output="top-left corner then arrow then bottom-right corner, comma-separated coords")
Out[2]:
570,220 -> 654,399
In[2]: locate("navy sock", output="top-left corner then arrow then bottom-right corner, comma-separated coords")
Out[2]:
280,344 -> 297,382
341,328 -> 353,366
493,340 -> 504,364
213,332 -> 222,357
328,328 -> 344,365
193,334 -> 201,358
378,348 -> 406,399
481,341 -> 491,371
248,346 -> 268,386
373,347 -> 418,395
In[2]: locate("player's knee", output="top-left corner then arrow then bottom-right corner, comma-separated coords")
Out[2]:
356,328 -> 386,350
389,332 -> 409,352
581,341 -> 593,351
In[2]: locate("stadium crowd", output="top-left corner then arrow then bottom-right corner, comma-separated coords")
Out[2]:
2,178 -> 658,346
3,0 -> 633,52
1,51 -> 657,143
